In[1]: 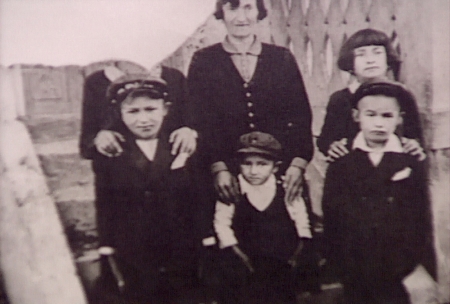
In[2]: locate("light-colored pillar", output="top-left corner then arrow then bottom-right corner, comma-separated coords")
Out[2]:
0,69 -> 87,304
430,1 -> 450,302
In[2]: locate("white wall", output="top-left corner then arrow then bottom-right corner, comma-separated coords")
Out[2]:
0,0 -> 214,68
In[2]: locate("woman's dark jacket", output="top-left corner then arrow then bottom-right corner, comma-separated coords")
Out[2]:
187,43 -> 313,169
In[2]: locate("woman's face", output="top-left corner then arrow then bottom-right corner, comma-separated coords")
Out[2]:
120,96 -> 167,140
353,45 -> 388,82
222,0 -> 259,39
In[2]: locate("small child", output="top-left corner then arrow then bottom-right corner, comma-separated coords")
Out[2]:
92,74 -> 196,303
322,81 -> 431,304
317,28 -> 425,161
213,131 -> 316,304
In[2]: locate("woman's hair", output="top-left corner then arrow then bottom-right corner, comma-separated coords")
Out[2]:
214,0 -> 268,20
337,28 -> 401,75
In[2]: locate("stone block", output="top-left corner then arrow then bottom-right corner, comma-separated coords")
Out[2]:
39,153 -> 93,193
25,115 -> 80,143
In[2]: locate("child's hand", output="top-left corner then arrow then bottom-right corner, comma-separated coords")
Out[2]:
401,138 -> 426,161
326,138 -> 349,161
169,127 -> 197,156
94,130 -> 125,157
232,245 -> 254,273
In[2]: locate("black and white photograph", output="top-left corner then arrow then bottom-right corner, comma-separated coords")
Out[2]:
0,0 -> 449,303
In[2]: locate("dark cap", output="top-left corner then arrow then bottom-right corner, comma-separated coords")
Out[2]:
237,131 -> 282,159
106,73 -> 168,104
351,79 -> 412,111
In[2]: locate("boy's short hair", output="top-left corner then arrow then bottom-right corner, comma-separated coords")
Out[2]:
107,73 -> 168,105
214,0 -> 268,20
237,131 -> 282,160
337,28 -> 401,74
351,80 -> 411,111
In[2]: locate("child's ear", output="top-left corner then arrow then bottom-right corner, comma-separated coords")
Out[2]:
352,108 -> 360,122
273,161 -> 282,173
398,111 -> 404,126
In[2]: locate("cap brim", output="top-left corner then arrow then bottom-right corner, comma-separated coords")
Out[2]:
237,147 -> 277,157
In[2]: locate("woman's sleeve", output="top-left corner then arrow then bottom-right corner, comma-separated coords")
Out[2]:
187,50 -> 227,172
279,50 -> 313,168
402,90 -> 424,144
317,93 -> 348,155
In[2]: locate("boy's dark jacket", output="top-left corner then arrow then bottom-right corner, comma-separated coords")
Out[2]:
93,126 -> 195,275
322,149 -> 434,278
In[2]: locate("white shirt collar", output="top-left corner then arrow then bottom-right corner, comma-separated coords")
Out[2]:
238,174 -> 277,212
352,132 -> 403,166
352,132 -> 403,153
135,139 -> 159,161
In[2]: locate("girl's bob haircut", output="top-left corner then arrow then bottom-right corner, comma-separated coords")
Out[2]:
214,0 -> 268,21
337,28 -> 401,74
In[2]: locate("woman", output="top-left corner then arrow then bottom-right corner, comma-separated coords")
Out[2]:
188,0 -> 313,205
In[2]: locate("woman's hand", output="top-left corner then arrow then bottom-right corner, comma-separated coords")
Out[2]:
326,138 -> 349,161
214,170 -> 240,204
94,130 -> 125,157
283,166 -> 304,204
169,127 -> 197,156
401,138 -> 426,161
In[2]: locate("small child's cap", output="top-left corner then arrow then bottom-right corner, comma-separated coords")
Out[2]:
237,131 -> 282,159
107,73 -> 168,104
351,79 -> 411,111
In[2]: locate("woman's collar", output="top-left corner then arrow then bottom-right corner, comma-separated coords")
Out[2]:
222,35 -> 262,55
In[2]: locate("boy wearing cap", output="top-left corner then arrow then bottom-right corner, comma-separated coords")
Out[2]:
213,131 -> 314,304
322,81 -> 432,304
92,73 -> 197,303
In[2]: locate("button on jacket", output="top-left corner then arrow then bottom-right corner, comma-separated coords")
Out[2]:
187,42 -> 313,171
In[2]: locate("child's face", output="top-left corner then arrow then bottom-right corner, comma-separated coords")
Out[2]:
240,154 -> 278,186
222,0 -> 259,39
353,95 -> 402,148
353,45 -> 388,82
120,96 -> 168,140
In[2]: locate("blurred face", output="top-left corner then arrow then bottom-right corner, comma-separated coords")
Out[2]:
240,154 -> 277,186
120,96 -> 167,140
353,45 -> 388,82
222,0 -> 259,39
353,95 -> 402,149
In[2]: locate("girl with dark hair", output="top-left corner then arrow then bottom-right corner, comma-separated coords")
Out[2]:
317,28 -> 425,162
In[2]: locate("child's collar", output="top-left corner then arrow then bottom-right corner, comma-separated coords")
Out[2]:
352,131 -> 403,153
348,78 -> 361,94
238,173 -> 276,194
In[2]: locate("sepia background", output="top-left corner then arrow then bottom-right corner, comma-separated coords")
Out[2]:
1,0 -> 449,303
